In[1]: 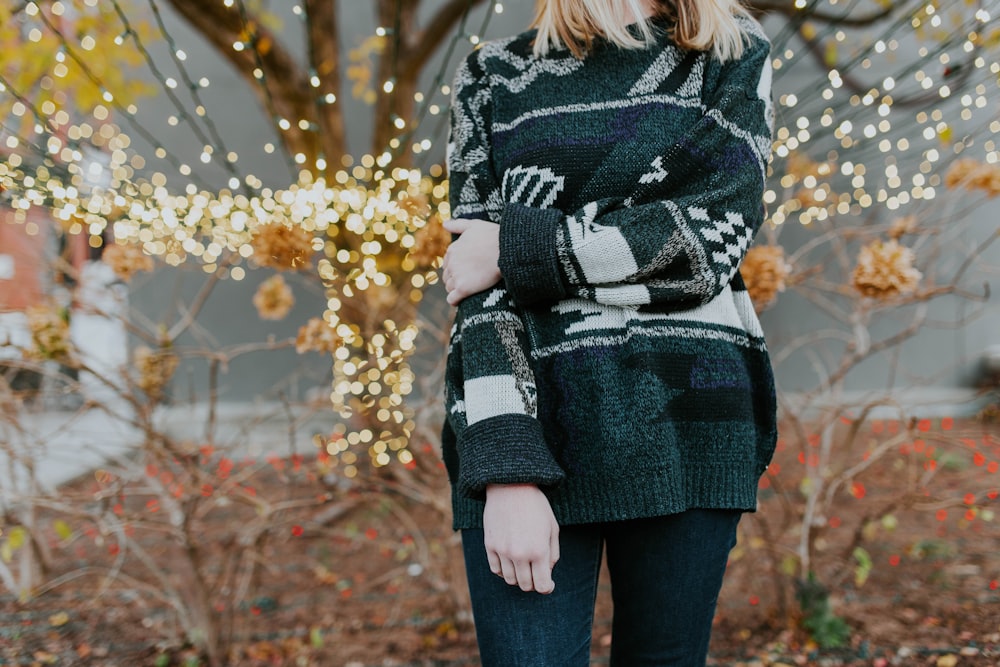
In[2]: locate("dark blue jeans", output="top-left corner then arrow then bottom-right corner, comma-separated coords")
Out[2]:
462,509 -> 742,667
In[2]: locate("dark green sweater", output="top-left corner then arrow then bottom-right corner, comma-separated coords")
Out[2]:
442,15 -> 777,530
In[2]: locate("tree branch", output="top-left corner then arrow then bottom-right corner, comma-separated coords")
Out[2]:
403,0 -> 490,78
305,0 -> 347,169
749,0 -> 899,27
796,24 -> 982,108
164,0 -> 316,160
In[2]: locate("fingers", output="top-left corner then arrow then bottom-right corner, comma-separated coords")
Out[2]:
531,560 -> 555,595
487,549 -> 502,577
486,549 -> 556,594
442,218 -> 470,234
515,558 -> 538,593
549,523 -> 560,570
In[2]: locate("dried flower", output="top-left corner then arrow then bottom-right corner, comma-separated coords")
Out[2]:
740,245 -> 791,312
398,192 -> 431,220
944,158 -> 1000,197
102,242 -> 154,281
793,187 -> 828,209
888,215 -> 918,240
134,346 -> 178,401
851,239 -> 922,299
253,275 -> 295,320
25,303 -> 74,363
251,223 -> 315,271
295,317 -> 342,355
785,152 -> 830,181
410,217 -> 450,268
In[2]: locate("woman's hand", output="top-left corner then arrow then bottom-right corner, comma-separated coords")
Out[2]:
441,218 -> 501,306
483,483 -> 560,594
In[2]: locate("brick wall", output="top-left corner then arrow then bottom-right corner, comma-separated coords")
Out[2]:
0,211 -> 46,312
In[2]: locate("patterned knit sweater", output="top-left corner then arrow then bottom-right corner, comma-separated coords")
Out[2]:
442,15 -> 777,530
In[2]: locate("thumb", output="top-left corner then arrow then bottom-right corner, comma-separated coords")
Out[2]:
442,218 -> 470,234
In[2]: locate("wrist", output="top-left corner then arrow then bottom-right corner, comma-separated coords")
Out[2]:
486,483 -> 541,496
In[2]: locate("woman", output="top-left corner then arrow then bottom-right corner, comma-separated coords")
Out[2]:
440,0 -> 776,663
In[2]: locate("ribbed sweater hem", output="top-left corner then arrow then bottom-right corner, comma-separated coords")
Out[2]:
498,202 -> 566,306
450,461 -> 762,530
456,414 -> 566,500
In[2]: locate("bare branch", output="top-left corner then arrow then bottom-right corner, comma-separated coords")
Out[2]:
305,0 -> 347,167
404,0 -> 490,78
164,0 -> 316,158
749,0 -> 899,27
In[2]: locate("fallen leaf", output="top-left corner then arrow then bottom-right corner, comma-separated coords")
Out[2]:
49,611 -> 69,627
936,655 -> 958,667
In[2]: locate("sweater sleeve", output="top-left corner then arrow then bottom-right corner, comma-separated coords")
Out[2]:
446,49 -> 565,499
497,34 -> 774,311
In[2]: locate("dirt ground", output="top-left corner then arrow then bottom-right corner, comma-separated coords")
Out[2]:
1,417 -> 998,666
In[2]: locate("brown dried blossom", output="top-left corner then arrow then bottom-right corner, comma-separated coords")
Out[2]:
739,245 -> 791,312
785,151 -> 828,181
851,239 -> 922,300
295,317 -> 342,355
134,346 -> 178,401
397,192 -> 431,219
102,242 -> 154,281
25,303 -> 74,364
944,158 -> 1000,197
251,223 -> 315,271
409,217 -> 451,268
888,215 -> 918,240
253,275 -> 295,320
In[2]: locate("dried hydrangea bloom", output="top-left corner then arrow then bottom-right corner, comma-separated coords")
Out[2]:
397,192 -> 431,220
794,187 -> 826,209
409,217 -> 450,268
251,223 -> 315,271
944,158 -> 1000,197
25,303 -> 74,363
851,239 -> 922,299
295,317 -> 342,355
785,151 -> 827,181
967,163 -> 1000,197
133,346 -> 178,401
253,274 -> 295,320
739,245 -> 791,313
102,242 -> 154,281
888,215 -> 918,240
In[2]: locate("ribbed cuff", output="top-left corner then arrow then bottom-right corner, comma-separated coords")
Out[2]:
498,202 -> 567,306
457,413 -> 566,500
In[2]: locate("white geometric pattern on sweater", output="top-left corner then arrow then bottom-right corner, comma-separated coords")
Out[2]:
691,207 -> 754,286
493,94 -> 702,133
593,283 -> 651,307
756,58 -> 775,130
552,299 -> 631,335
538,284 -> 762,352
629,47 -> 684,96
675,57 -> 706,98
480,37 -> 584,94
629,44 -> 704,98
503,165 -> 565,208
463,375 -> 535,423
638,156 -> 669,184
565,202 -> 639,284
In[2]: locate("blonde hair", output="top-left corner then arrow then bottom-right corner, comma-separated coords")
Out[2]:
531,0 -> 753,62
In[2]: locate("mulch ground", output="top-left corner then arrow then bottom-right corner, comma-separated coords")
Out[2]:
1,417 -> 999,666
